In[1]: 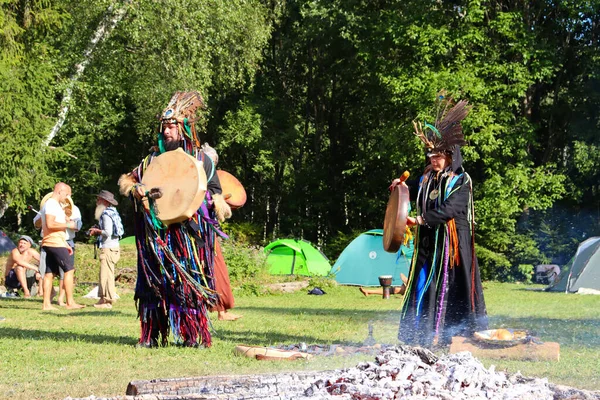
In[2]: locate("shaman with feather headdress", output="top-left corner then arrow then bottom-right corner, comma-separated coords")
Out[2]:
118,91 -> 231,348
396,93 -> 488,348
158,91 -> 206,152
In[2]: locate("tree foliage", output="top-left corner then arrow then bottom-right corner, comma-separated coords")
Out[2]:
0,0 -> 67,216
2,0 -> 599,281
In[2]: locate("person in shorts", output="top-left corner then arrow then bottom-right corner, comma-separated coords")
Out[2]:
40,182 -> 85,311
3,235 -> 41,297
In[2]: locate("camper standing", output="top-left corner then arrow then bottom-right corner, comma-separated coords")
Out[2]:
88,190 -> 123,309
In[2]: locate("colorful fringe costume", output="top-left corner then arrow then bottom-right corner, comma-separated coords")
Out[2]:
399,168 -> 487,346
398,95 -> 487,347
121,91 -> 226,348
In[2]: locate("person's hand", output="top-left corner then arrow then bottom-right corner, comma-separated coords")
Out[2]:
67,246 -> 73,256
88,228 -> 101,236
406,216 -> 417,227
133,184 -> 146,199
388,176 -> 409,192
388,178 -> 401,192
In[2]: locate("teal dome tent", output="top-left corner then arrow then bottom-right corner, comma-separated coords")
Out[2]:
331,229 -> 413,287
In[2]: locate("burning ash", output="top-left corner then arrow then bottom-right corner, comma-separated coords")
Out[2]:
304,345 -> 555,399
72,345 -> 600,399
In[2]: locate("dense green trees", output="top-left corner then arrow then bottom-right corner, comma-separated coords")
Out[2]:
1,0 -> 598,280
216,0 -> 599,280
0,0 -> 67,217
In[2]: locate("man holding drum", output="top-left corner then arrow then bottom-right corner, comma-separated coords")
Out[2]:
119,91 -> 231,348
389,96 -> 487,347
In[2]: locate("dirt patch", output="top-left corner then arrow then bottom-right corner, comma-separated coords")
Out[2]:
264,280 -> 310,293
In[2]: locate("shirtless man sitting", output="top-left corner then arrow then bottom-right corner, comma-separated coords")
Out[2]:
4,235 -> 41,298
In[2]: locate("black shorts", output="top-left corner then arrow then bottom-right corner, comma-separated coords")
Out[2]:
42,246 -> 74,275
5,270 -> 20,289
5,269 -> 37,290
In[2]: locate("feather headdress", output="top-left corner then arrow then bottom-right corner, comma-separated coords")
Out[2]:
413,94 -> 470,155
161,91 -> 206,124
159,91 -> 206,150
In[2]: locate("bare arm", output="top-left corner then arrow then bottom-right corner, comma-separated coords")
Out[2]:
29,249 -> 40,263
10,249 -> 39,272
46,213 -> 76,232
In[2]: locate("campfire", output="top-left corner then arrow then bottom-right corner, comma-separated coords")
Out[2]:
113,345 -> 599,400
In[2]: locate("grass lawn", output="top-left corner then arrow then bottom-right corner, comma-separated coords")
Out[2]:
1,245 -> 599,399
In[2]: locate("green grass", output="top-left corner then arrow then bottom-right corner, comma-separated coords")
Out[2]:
1,245 -> 599,399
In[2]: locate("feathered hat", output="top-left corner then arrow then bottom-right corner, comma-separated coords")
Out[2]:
159,91 -> 206,151
413,93 -> 470,157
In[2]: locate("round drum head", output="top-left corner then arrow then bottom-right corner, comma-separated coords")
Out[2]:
383,185 -> 409,253
141,149 -> 207,226
217,170 -> 247,209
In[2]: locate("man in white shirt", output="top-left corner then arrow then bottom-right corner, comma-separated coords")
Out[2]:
34,196 -> 82,304
40,182 -> 85,311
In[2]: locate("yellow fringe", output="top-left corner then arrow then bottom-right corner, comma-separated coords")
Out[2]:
404,226 -> 414,246
447,219 -> 460,268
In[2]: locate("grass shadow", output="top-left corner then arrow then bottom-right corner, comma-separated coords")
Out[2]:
0,326 -> 135,345
53,309 -> 130,317
237,305 -> 401,322
213,327 -> 374,347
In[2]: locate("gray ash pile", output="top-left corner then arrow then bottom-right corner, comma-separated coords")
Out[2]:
72,345 -> 600,399
305,345 -> 556,399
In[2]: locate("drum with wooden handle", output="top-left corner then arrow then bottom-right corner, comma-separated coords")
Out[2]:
216,170 -> 247,209
141,148 -> 207,226
383,183 -> 410,253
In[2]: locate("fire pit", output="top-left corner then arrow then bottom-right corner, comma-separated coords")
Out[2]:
116,345 -> 597,400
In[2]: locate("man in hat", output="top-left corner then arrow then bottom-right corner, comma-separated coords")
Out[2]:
389,96 -> 487,347
88,190 -> 123,309
118,91 -> 231,348
3,235 -> 41,297
40,182 -> 85,310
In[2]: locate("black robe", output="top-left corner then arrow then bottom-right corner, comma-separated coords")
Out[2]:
398,167 -> 487,346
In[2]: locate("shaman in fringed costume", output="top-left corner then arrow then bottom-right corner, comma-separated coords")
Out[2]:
398,96 -> 487,347
119,92 -> 231,348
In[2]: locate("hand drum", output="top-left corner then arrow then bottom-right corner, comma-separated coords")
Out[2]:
216,170 -> 247,209
383,184 -> 410,253
141,148 -> 207,226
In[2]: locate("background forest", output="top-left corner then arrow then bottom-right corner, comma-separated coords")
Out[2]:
1,0 -> 599,282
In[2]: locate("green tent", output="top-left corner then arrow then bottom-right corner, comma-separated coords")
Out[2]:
264,239 -> 331,276
546,237 -> 600,293
330,229 -> 413,287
